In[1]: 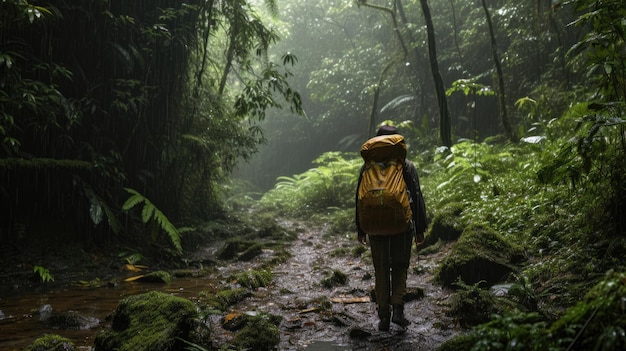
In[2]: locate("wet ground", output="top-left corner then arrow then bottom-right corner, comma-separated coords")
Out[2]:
0,219 -> 459,350
210,220 -> 460,350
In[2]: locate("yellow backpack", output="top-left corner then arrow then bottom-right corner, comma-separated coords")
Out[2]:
357,134 -> 413,236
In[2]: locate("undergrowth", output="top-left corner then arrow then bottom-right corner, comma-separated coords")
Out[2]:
250,96 -> 626,349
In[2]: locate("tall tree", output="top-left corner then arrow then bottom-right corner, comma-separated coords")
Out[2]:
481,0 -> 513,141
420,0 -> 451,147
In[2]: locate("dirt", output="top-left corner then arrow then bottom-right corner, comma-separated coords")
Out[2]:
208,219 -> 460,350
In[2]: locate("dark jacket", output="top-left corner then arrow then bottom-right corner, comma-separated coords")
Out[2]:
356,159 -> 428,237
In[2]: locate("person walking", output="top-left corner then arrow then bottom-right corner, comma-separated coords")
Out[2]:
355,125 -> 428,331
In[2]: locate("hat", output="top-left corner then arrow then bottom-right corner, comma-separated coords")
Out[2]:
376,125 -> 399,136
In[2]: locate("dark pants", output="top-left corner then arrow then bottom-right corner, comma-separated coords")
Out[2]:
369,230 -> 413,318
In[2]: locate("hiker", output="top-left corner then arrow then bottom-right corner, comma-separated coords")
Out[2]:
355,125 -> 428,331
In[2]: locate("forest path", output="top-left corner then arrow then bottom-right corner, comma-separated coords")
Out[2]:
215,219 -> 460,350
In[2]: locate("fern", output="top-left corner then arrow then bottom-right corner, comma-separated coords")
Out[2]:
259,152 -> 360,217
122,188 -> 192,254
33,265 -> 54,284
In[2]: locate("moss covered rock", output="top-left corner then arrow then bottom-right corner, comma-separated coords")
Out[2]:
437,224 -> 525,287
232,315 -> 280,351
135,270 -> 172,284
26,334 -> 75,351
93,291 -> 198,351
232,269 -> 272,288
421,202 -> 466,250
200,287 -> 252,312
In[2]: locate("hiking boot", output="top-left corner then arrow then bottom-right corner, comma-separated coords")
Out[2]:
378,317 -> 390,331
392,305 -> 410,327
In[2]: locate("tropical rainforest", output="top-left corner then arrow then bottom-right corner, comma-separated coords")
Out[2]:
1,0 -> 626,350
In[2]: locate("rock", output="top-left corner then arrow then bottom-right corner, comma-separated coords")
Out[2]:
222,312 -> 247,331
283,316 -> 303,329
26,334 -> 76,351
232,315 -> 280,351
36,304 -> 53,322
135,270 -> 172,284
93,291 -> 199,351
423,202 -> 467,249
349,327 -> 372,339
436,224 -> 525,287
42,310 -> 99,330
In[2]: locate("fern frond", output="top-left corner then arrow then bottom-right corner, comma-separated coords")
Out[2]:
141,201 -> 156,223
122,188 -> 145,210
122,188 -> 185,254
152,207 -> 182,253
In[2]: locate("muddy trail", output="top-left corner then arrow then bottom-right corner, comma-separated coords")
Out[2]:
209,220 -> 459,350
0,219 -> 459,350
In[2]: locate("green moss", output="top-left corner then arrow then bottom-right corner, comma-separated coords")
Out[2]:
437,334 -> 476,351
418,238 -> 445,256
232,315 -> 280,351
425,202 -> 466,246
93,291 -> 198,351
232,269 -> 272,289
204,288 -> 252,311
26,334 -> 76,351
330,246 -> 350,257
238,243 -> 264,261
216,239 -> 250,260
0,158 -> 92,171
264,248 -> 292,266
352,244 -> 367,258
436,224 -> 525,287
137,270 -> 172,284
321,269 -> 348,288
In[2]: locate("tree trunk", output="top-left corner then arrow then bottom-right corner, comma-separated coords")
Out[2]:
481,0 -> 514,141
419,0 -> 451,147
368,61 -> 397,136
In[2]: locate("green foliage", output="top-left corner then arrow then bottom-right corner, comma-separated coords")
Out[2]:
569,0 -> 626,102
508,274 -> 539,312
447,279 -> 497,328
258,152 -> 360,217
122,188 -> 193,255
33,265 -> 54,284
445,271 -> 626,351
550,270 -> 626,351
465,312 -> 555,351
446,78 -> 494,97
2,0 -> 305,260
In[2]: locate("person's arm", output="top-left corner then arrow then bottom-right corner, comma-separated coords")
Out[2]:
355,165 -> 367,245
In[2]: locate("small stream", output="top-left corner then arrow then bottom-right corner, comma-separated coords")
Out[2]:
0,275 -> 216,350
